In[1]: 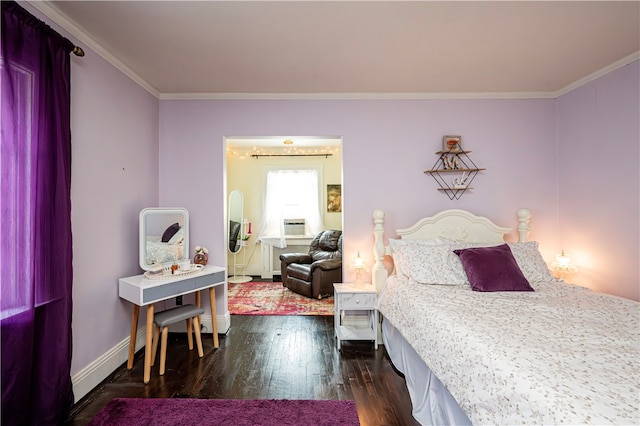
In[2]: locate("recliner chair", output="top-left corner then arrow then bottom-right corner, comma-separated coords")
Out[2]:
279,230 -> 342,299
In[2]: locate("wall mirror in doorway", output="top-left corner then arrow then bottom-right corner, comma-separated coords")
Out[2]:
228,190 -> 252,283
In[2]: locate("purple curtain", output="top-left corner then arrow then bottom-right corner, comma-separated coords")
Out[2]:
1,2 -> 75,424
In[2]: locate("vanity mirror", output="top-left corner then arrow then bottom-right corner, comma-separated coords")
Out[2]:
139,208 -> 189,271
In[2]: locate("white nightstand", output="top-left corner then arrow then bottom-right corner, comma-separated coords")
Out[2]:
333,282 -> 378,350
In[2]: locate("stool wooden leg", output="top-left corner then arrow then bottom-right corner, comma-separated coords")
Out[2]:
159,326 -> 169,375
186,318 -> 194,350
193,316 -> 204,357
151,325 -> 161,366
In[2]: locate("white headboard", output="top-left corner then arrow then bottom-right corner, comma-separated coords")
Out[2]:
371,208 -> 532,292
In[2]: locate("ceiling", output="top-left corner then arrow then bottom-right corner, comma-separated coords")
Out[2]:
37,1 -> 639,99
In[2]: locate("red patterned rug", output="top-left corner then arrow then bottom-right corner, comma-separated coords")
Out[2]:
228,281 -> 334,315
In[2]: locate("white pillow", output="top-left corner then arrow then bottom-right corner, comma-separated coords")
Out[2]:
388,238 -> 449,251
389,239 -> 554,285
389,238 -> 448,278
507,241 -> 555,282
395,242 -> 470,285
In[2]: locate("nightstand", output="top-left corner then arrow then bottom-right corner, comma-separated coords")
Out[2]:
333,282 -> 378,350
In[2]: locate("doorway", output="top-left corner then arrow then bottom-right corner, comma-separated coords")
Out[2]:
225,136 -> 343,281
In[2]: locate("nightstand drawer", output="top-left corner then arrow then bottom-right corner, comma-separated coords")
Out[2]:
340,293 -> 376,309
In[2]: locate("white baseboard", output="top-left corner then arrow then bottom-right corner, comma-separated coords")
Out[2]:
200,312 -> 231,335
71,328 -> 145,402
71,312 -> 230,402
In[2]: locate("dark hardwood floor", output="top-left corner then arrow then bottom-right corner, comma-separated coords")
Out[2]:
65,315 -> 419,426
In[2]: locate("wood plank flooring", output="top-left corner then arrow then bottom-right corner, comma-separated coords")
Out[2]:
65,315 -> 419,426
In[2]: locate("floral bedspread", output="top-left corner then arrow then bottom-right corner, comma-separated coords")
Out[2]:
146,236 -> 183,264
378,277 -> 640,425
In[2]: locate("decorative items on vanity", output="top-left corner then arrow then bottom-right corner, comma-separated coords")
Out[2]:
193,245 -> 209,265
143,263 -> 203,280
425,135 -> 485,200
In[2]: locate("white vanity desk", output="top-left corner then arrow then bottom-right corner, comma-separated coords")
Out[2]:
119,265 -> 225,383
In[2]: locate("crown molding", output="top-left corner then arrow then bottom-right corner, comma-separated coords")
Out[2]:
27,1 -> 160,99
553,51 -> 640,98
159,91 -> 556,101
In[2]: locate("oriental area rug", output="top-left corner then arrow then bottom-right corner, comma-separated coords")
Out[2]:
87,398 -> 360,426
228,281 -> 334,316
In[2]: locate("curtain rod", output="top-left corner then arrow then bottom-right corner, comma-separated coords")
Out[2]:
72,46 -> 85,57
250,154 -> 333,159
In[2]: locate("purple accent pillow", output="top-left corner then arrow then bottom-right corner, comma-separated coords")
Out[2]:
453,244 -> 534,292
161,222 -> 180,243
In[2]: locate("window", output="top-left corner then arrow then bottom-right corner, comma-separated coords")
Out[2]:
1,59 -> 34,320
258,168 -> 324,248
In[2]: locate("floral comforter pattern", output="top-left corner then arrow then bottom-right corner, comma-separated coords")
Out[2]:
378,277 -> 640,425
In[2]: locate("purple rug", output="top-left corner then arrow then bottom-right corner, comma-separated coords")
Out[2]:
87,398 -> 360,425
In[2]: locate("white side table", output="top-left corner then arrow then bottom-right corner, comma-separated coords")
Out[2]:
333,282 -> 378,350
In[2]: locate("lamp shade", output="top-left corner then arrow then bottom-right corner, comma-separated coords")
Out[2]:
350,251 -> 368,283
551,251 -> 578,274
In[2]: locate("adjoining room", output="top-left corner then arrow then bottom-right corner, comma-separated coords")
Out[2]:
226,137 -> 343,315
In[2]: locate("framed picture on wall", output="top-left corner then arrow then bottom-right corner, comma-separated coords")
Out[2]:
443,135 -> 462,152
327,184 -> 342,213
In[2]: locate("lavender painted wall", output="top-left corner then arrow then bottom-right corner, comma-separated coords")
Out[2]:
158,98 -> 560,313
556,61 -> 639,301
20,4 -> 161,381
69,50 -> 159,376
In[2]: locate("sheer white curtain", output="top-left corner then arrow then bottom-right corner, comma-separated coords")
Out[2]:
258,169 -> 324,248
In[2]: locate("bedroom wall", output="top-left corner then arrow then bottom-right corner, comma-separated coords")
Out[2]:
20,3 -> 161,401
69,53 -> 159,385
67,48 -> 160,397
556,61 -> 639,301
159,98 -> 560,301
226,150 -> 343,276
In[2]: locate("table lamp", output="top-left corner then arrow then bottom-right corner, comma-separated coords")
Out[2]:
350,251 -> 368,283
551,250 -> 577,278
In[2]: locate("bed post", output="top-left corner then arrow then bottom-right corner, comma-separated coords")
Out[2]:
517,208 -> 531,242
372,209 -> 387,293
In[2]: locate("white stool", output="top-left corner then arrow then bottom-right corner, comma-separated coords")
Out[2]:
151,304 -> 205,375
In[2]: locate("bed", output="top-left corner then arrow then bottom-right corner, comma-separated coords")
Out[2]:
371,208 -> 640,425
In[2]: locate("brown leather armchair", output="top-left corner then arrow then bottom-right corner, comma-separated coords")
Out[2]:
279,230 -> 342,299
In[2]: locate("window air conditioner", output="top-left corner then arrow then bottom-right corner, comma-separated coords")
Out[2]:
283,219 -> 305,236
